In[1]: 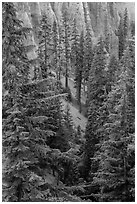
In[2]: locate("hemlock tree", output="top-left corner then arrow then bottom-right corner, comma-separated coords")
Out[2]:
83,37 -> 108,180
93,37 -> 135,202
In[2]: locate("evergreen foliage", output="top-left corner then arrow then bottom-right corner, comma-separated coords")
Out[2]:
2,3 -> 82,201
83,37 -> 108,180
63,103 -> 74,142
2,2 -> 135,202
106,55 -> 118,94
117,8 -> 129,59
104,12 -> 111,53
38,14 -> 52,78
93,37 -> 135,202
83,4 -> 93,83
52,20 -> 62,80
62,6 -> 71,88
130,20 -> 135,37
71,18 -> 84,112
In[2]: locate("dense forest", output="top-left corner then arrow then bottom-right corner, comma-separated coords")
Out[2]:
2,2 -> 135,202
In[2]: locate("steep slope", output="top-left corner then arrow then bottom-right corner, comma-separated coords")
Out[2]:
62,99 -> 87,132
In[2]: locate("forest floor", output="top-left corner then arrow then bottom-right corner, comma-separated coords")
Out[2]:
61,99 -> 87,132
60,76 -> 87,131
60,76 -> 87,104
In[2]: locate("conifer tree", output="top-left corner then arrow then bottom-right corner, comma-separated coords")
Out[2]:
130,20 -> 135,37
76,31 -> 84,112
38,14 -> 52,78
117,8 -> 129,59
104,12 -> 110,53
93,37 -> 135,202
83,37 -> 108,180
106,55 -> 118,94
52,20 -> 61,80
71,18 -> 84,112
2,3 -> 37,201
63,103 -> 74,142
62,6 -> 71,88
117,15 -> 124,60
71,18 -> 80,68
123,8 -> 129,42
83,3 -> 94,83
2,3 -> 82,201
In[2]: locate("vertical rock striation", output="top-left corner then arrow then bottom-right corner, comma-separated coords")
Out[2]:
13,2 -> 134,74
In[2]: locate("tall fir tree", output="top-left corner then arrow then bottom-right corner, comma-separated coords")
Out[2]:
83,37 -> 108,180
117,8 -> 129,59
38,14 -> 52,78
62,5 -> 71,88
2,3 -> 37,201
117,15 -> 124,60
130,20 -> 135,37
104,12 -> 111,53
106,55 -> 118,94
71,17 -> 84,112
76,31 -> 84,112
123,8 -> 129,43
93,37 -> 135,202
83,3 -> 94,84
52,20 -> 60,80
2,3 -> 82,201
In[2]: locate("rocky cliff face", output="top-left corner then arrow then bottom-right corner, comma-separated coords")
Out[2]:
13,2 -> 135,65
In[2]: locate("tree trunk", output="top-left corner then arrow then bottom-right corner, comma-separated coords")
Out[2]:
78,72 -> 82,113
44,32 -> 47,78
83,79 -> 86,93
17,182 -> 22,202
65,69 -> 68,88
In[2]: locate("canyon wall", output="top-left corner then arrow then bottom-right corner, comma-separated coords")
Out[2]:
13,2 -> 135,76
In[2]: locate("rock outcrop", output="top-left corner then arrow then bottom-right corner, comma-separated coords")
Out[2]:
13,2 -> 134,72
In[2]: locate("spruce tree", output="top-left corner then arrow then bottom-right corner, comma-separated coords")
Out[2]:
106,55 -> 118,94
104,12 -> 111,53
2,3 -> 82,201
52,20 -> 61,80
123,8 -> 129,43
130,20 -> 135,37
76,31 -> 84,112
71,18 -> 83,112
2,3 -> 37,201
117,15 -> 124,60
83,37 -> 108,180
117,8 -> 129,59
62,5 -> 71,88
93,37 -> 135,202
83,3 -> 93,83
38,14 -> 52,78
62,103 -> 74,143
